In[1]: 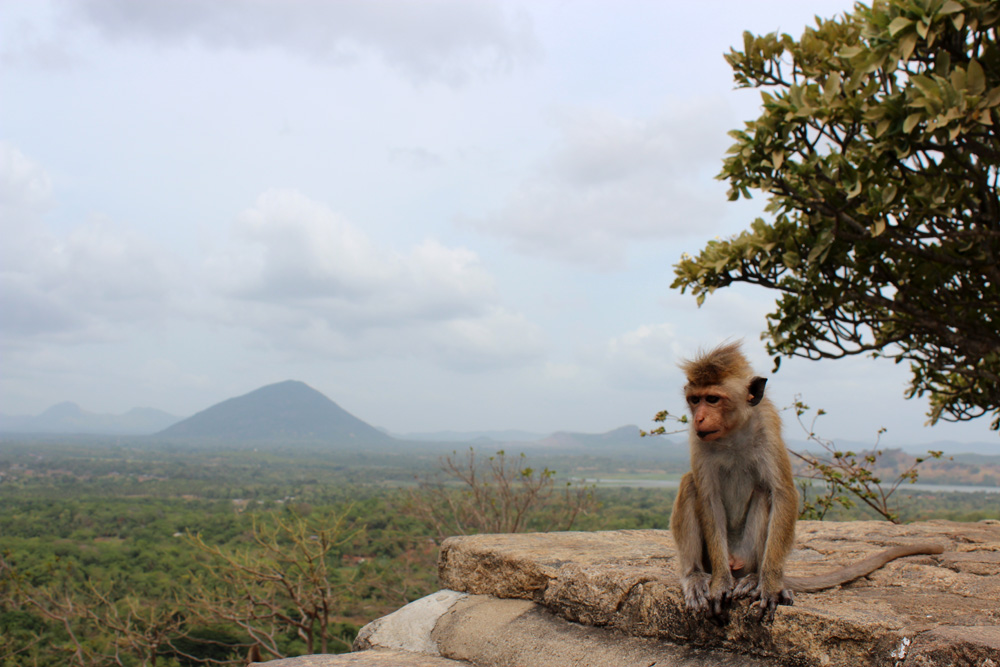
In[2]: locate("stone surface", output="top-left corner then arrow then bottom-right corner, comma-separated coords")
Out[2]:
431,594 -> 770,666
437,520 -> 1000,667
250,648 -> 470,666
352,591 -> 768,666
354,589 -> 468,655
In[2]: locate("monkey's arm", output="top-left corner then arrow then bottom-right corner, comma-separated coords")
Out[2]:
671,475 -> 714,612
757,482 -> 797,587
748,481 -> 797,621
692,471 -> 735,614
785,543 -> 945,592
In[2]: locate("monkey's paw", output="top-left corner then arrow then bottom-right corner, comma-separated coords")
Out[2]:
680,572 -> 711,613
732,573 -> 759,599
752,587 -> 794,624
707,576 -> 735,625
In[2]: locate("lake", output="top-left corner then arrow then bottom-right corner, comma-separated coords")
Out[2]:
575,477 -> 1000,494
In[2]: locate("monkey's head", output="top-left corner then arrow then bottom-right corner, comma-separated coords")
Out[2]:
680,342 -> 767,442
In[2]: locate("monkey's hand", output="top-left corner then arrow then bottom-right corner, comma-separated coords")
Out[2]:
753,585 -> 794,624
707,573 -> 735,624
679,572 -> 711,614
732,572 -> 759,599
733,575 -> 793,623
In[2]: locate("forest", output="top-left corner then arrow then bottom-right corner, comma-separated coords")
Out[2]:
1,438 -> 998,667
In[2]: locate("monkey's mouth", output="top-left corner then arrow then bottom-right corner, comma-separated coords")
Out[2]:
696,430 -> 720,440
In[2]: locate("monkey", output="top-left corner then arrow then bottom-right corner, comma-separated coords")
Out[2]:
670,342 -> 945,624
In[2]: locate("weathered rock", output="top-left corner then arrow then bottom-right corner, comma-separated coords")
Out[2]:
355,590 -> 468,655
255,521 -> 1000,667
250,648 -> 470,666
432,594 -> 771,666
350,589 -> 777,666
437,520 -> 1000,666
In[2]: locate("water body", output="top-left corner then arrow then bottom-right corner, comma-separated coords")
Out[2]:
576,478 -> 999,494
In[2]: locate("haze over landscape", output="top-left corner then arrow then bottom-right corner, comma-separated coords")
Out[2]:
2,380 -> 995,457
1,379 -> 681,456
2,0 -> 996,448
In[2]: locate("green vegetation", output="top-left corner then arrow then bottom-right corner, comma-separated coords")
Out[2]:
1,438 -> 998,666
406,448 -> 599,541
673,0 -> 1000,431
0,440 -> 430,666
787,397 -> 946,523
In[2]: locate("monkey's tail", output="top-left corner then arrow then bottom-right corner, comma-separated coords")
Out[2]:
784,543 -> 945,593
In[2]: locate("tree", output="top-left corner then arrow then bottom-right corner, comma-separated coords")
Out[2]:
787,397 -> 944,522
672,0 -> 1000,431
405,449 -> 597,542
186,507 -> 363,662
0,557 -> 209,667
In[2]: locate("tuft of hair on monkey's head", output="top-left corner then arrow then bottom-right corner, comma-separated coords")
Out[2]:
680,341 -> 754,387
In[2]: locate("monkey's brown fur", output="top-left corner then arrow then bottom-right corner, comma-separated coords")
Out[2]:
671,342 -> 944,624
679,341 -> 752,387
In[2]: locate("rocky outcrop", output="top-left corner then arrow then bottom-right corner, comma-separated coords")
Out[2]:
250,649 -> 469,666
256,520 -> 1000,666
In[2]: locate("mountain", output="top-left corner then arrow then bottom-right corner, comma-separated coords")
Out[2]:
532,425 -> 644,448
0,402 -> 181,435
387,424 -> 687,457
157,380 -> 393,444
396,429 -> 548,443
515,425 -> 686,461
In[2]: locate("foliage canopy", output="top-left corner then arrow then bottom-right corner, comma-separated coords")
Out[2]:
673,0 -> 1000,431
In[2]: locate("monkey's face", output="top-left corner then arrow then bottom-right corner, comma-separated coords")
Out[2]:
686,388 -> 733,441
686,377 -> 766,442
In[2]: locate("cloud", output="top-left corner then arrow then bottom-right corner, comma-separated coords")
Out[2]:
0,5 -> 78,70
597,323 -> 690,390
389,147 -> 446,170
470,103 -> 732,269
0,216 -> 179,341
62,0 -> 540,86
595,312 -> 782,394
0,144 -> 543,371
207,189 -> 545,368
0,275 -> 83,338
0,143 -> 177,342
428,307 -> 545,371
216,189 -> 495,323
0,140 -> 52,221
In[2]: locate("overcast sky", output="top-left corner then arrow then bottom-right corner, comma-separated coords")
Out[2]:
1,0 -> 995,446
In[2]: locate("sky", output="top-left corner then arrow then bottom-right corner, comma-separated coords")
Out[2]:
1,0 -> 995,447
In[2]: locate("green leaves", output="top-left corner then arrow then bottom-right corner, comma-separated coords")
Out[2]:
789,397 -> 950,522
676,0 -> 1000,433
888,16 -> 913,36
967,58 -> 986,95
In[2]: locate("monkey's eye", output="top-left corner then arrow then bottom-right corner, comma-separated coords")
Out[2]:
705,395 -> 721,404
688,396 -> 700,405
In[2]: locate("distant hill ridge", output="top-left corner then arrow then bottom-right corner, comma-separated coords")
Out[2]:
0,402 -> 180,435
157,380 -> 393,444
537,425 -> 645,449
6,382 -> 995,454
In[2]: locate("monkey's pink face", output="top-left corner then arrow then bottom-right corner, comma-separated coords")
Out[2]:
686,388 -> 732,441
685,377 -> 766,442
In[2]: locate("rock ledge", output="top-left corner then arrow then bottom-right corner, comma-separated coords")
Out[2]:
259,520 -> 1000,667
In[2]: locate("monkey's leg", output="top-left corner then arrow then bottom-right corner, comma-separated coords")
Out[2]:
690,472 -> 736,623
671,473 -> 711,614
731,492 -> 795,622
751,484 -> 798,623
732,486 -> 771,598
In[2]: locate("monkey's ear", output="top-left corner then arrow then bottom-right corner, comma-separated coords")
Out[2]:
748,376 -> 767,406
